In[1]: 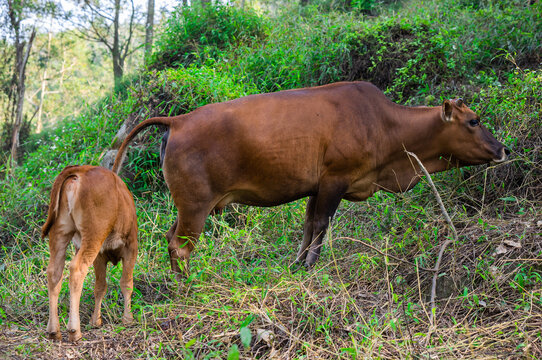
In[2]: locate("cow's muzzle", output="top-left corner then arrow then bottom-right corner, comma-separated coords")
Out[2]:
493,147 -> 510,163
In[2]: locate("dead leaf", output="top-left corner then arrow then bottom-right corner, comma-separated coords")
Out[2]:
503,240 -> 522,249
493,245 -> 508,256
256,328 -> 275,346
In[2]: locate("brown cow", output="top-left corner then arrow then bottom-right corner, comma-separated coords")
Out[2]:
112,81 -> 508,274
42,165 -> 138,342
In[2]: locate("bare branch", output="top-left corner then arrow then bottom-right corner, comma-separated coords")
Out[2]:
83,1 -> 116,23
405,150 -> 458,342
120,0 -> 136,60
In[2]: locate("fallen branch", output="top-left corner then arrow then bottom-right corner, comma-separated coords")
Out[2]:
405,151 -> 458,332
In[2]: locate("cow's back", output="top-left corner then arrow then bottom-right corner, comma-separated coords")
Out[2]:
162,82 -> 390,207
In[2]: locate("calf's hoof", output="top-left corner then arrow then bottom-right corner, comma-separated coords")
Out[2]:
122,313 -> 134,325
68,328 -> 82,342
48,331 -> 62,341
90,316 -> 102,328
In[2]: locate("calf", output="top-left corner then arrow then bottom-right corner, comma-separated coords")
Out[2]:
42,165 -> 138,342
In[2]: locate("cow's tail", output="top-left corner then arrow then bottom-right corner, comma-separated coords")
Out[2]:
112,117 -> 174,174
41,166 -> 81,239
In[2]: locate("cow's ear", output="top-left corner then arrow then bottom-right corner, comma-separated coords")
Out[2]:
455,98 -> 464,107
441,99 -> 453,122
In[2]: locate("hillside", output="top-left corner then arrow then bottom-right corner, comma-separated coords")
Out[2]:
0,0 -> 541,358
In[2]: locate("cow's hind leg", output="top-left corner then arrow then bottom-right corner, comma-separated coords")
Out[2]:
167,206 -> 209,281
90,254 -> 107,328
47,230 -> 72,340
305,181 -> 346,268
294,196 -> 317,266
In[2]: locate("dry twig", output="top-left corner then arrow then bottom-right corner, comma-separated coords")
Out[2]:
405,151 -> 458,333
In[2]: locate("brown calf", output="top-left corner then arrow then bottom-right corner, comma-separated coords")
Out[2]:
42,165 -> 138,342
112,81 -> 508,273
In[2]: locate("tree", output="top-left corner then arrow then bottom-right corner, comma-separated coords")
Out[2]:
144,0 -> 154,63
35,28 -> 52,133
66,0 -> 143,89
9,26 -> 35,166
2,0 -> 48,166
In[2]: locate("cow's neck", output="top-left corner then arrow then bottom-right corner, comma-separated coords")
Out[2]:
376,104 -> 454,193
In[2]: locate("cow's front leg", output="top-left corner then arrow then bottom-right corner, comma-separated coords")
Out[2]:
305,181 -> 346,267
294,196 -> 317,266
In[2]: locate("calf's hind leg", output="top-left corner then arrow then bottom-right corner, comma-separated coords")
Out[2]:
67,233 -> 106,342
90,254 -> 107,328
119,238 -> 138,325
47,230 -> 72,340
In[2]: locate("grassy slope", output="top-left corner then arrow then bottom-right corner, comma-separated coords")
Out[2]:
1,0 -> 541,359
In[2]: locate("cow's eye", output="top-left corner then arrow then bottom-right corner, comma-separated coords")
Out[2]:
469,119 -> 479,127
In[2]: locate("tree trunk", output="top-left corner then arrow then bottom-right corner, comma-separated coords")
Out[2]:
10,27 -> 36,166
145,0 -> 155,63
113,0 -> 123,89
37,30 -> 52,133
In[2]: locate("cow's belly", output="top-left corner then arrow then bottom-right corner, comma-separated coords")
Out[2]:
344,173 -> 379,202
217,189 -> 313,208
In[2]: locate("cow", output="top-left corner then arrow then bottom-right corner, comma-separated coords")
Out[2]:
112,81 -> 508,276
42,165 -> 138,342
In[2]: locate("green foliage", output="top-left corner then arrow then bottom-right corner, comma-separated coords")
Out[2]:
350,0 -> 376,12
346,19 -> 450,101
230,9 -> 356,92
25,32 -> 113,128
150,4 -> 266,70
394,0 -> 542,75
447,0 -> 542,71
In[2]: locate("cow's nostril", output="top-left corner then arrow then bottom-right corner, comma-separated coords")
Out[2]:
504,148 -> 510,156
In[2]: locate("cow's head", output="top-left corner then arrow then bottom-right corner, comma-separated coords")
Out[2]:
440,99 -> 509,165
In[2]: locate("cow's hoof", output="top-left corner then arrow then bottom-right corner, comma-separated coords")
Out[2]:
68,328 -> 82,342
290,260 -> 305,273
48,331 -> 61,341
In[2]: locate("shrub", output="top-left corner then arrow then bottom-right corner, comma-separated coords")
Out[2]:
230,9 -> 358,92
150,4 -> 266,70
345,19 -> 451,101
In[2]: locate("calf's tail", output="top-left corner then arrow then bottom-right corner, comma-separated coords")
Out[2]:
112,117 -> 174,174
41,166 -> 81,238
